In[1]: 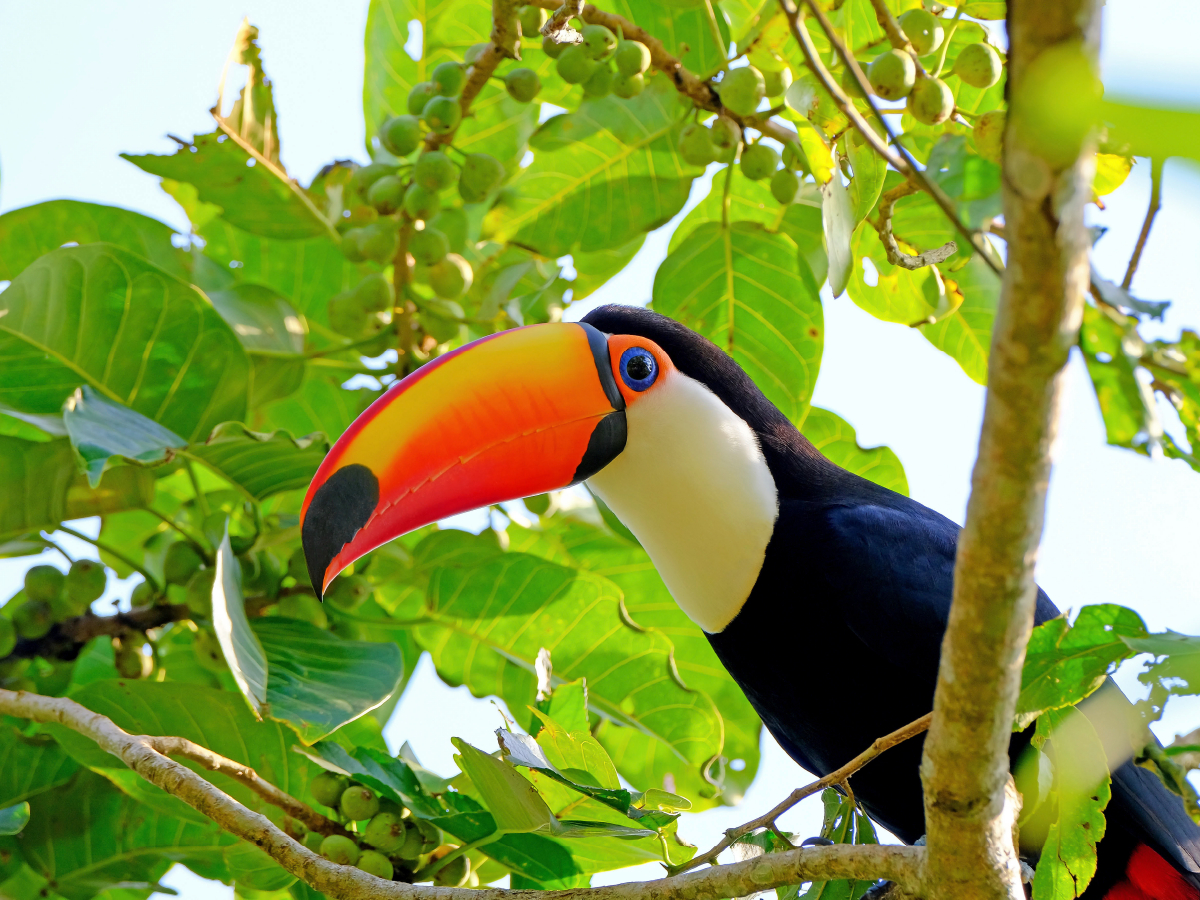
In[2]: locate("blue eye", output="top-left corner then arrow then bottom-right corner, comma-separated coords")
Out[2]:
619,347 -> 658,391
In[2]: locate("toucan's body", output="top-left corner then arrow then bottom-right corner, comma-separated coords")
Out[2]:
301,306 -> 1200,900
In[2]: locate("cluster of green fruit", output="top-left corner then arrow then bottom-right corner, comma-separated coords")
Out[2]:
0,561 -> 106,651
676,116 -> 806,205
303,772 -> 472,885
542,18 -> 652,100
863,8 -> 1002,125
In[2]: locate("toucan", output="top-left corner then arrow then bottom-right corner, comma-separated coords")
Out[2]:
300,306 -> 1200,900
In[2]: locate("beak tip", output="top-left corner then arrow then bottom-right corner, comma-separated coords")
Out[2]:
301,463 -> 380,605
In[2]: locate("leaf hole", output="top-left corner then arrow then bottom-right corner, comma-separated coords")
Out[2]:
730,758 -> 746,771
405,20 -> 423,61
229,260 -> 244,269
246,158 -> 257,167
1095,351 -> 1113,364
861,257 -> 879,287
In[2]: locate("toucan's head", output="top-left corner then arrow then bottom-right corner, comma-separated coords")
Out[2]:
301,306 -> 820,632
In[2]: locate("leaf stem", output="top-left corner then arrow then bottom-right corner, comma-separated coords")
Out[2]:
143,508 -> 213,563
37,534 -> 74,565
56,524 -> 162,593
187,461 -> 211,520
931,6 -> 964,79
417,832 -> 505,880
721,159 -> 735,229
1122,157 -> 1163,291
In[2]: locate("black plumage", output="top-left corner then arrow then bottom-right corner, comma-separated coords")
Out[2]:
581,305 -> 1200,897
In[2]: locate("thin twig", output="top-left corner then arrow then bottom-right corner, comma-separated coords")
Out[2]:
0,687 -> 924,900
876,182 -> 958,269
1122,157 -> 1163,290
865,0 -> 912,54
669,712 -> 932,876
143,508 -> 213,564
931,7 -> 964,79
57,524 -> 162,593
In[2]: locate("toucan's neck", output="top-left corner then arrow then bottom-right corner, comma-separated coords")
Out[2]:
586,372 -> 780,633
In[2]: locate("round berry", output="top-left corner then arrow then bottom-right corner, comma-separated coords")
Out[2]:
432,62 -> 466,97
505,67 -> 542,103
974,109 -> 1005,163
403,183 -> 441,221
429,254 -> 473,299
363,811 -> 407,854
422,96 -> 462,134
407,82 -> 437,116
907,75 -> 954,125
953,42 -> 1002,89
415,151 -> 458,191
519,5 -> 545,37
740,143 -> 780,180
771,168 -> 801,204
381,115 -> 422,157
320,834 -> 361,866
310,771 -> 351,808
898,8 -> 944,55
341,785 -> 381,821
358,849 -> 394,880
615,39 -> 650,77
581,24 -> 616,60
66,559 -> 107,607
24,565 -> 64,603
868,50 -> 916,101
556,45 -> 596,85
677,123 -> 716,167
410,227 -> 450,266
612,71 -> 644,99
720,66 -> 765,116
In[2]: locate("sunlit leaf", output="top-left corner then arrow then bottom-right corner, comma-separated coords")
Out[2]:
212,528 -> 270,716
822,164 -> 854,298
0,803 -> 29,836
188,422 -> 328,501
801,407 -> 909,496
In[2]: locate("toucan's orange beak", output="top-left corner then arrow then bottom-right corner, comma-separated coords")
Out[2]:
299,323 -> 626,596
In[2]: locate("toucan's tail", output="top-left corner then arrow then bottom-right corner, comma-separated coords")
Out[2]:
1083,762 -> 1200,900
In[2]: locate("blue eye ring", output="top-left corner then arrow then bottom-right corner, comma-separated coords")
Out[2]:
619,347 -> 658,392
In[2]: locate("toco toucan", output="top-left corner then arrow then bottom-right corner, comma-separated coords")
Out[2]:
301,306 -> 1200,900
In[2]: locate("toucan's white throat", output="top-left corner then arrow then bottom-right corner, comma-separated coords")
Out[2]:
587,371 -> 778,633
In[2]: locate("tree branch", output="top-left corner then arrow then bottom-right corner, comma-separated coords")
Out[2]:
672,713 -> 932,876
1121,157 -> 1163,290
918,2 -> 1103,899
7,603 -> 191,662
0,688 -> 922,900
875,183 -> 958,270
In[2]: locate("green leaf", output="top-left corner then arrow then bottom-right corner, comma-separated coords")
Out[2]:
0,200 -> 190,282
653,220 -> 823,424
187,422 -> 329,501
1079,304 -> 1151,452
0,242 -> 250,443
960,0 -> 1005,18
212,528 -> 270,716
1125,631 -> 1200,698
822,159 -> 854,298
252,617 -> 403,744
667,171 -> 792,254
780,200 -> 829,287
801,407 -> 909,495
571,237 -> 646,302
224,841 -> 297,892
0,725 -> 78,808
0,803 -> 29,836
63,386 -> 187,486
1102,98 -> 1200,166
0,436 -> 154,538
208,284 -> 307,355
21,770 -> 231,900
845,131 -> 886,226
415,541 -> 725,792
258,371 -> 378,441
919,255 -> 1000,385
1030,709 -> 1111,900
501,79 -> 704,255
296,742 -> 444,819
453,738 -> 556,834
123,133 -> 328,240
1015,605 -> 1147,730
609,0 -> 728,76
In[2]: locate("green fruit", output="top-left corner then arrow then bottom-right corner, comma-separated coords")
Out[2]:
462,153 -> 505,193
328,291 -> 375,338
410,227 -> 450,266
581,24 -> 616,60
908,75 -> 954,125
407,82 -> 437,116
614,39 -> 650,77
361,222 -> 401,263
542,34 -> 567,59
710,116 -> 740,154
356,273 -> 395,313
464,42 -> 490,66
114,636 -> 151,679
974,109 -> 1005,163
131,580 -> 157,607
381,115 -> 422,157
163,542 -> 202,586
0,618 -> 16,658
839,61 -> 872,100
505,67 -> 541,103
458,180 -> 486,204
432,61 -> 466,97
740,143 -> 780,180
422,96 -> 461,134
349,162 -> 396,197
185,567 -> 216,617
320,834 -> 361,866
868,50 -> 916,100
582,62 -> 612,98
364,811 -> 407,853
428,208 -> 469,252
367,174 -> 406,214
192,627 -> 226,672
278,593 -> 328,629
771,168 -> 800,204
403,182 -> 441,221
720,66 -> 765,116
556,45 -> 596,85
66,559 -> 107,607
398,821 -> 426,859
311,771 -> 351,808
677,123 -> 716,167
612,71 -> 644,99
325,574 -> 371,611
13,600 -> 53,640
953,42 -> 1002,89
519,5 -> 545,37
340,228 -> 367,263
429,254 -> 473,299
303,831 -> 325,853
24,565 -> 64,603
898,8 -> 944,56
762,66 -> 793,97
341,785 -> 381,821
419,298 -> 464,343
358,849 -> 394,880
434,855 -> 470,887
415,151 -> 458,191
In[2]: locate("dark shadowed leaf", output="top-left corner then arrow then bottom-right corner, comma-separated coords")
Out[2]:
0,725 -> 77,808
801,407 -> 909,495
0,243 -> 250,442
207,283 -> 307,354
188,422 -> 328,501
62,386 -> 187,486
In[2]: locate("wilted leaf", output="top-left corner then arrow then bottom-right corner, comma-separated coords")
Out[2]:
822,164 -> 854,298
801,407 -> 909,496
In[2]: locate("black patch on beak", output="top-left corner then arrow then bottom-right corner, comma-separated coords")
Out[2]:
302,464 -> 379,598
571,411 -> 627,484
579,322 -> 625,411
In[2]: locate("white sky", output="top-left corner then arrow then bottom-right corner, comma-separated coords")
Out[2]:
1,2 -> 1198,897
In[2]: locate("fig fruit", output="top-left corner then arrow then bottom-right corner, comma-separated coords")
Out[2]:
415,150 -> 458,191
358,850 -> 394,880
192,627 -> 226,672
163,542 -> 202,586
740,143 -> 780,180
0,618 -> 15,658
381,115 -> 422,157
582,62 -> 612,98
360,222 -> 401,262
328,291 -> 375,338
762,66 -> 793,97
953,42 -> 1002,89
325,574 -> 371,611
505,67 -> 542,102
407,82 -> 437,116
410,227 -> 450,266
461,153 -> 505,194
556,45 -> 596,84
364,811 -> 407,853
908,75 -> 954,125
350,162 -> 395,197
356,272 -> 394,313
24,565 -> 64,603
432,61 -> 466,97
678,123 -> 716,167
615,39 -> 650,77
720,66 -> 765,116
581,24 -> 616,60
422,96 -> 462,134
973,109 -> 1005,163
612,71 -> 644,99
868,50 -> 916,100
13,599 -> 53,640
898,8 -> 943,55
783,140 -> 809,174
519,5 -> 545,37
367,175 -> 406,214
429,208 -> 469,251
310,771 -> 351,807
771,168 -> 800,204
435,855 -> 470,887
709,116 -> 740,163
66,559 -> 107,607
114,635 -> 152,679
185,567 -> 216,617
429,254 -> 473,299
320,834 -> 361,866
341,784 -> 381,821
542,34 -> 567,59
340,228 -> 367,262
403,183 -> 441,221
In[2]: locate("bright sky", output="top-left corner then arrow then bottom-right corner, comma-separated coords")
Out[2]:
1,3 -> 1199,897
